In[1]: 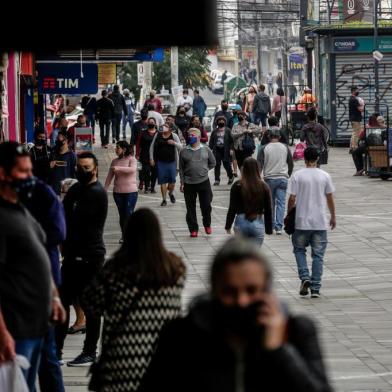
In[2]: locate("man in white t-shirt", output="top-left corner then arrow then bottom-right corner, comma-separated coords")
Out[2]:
177,89 -> 193,117
287,147 -> 336,298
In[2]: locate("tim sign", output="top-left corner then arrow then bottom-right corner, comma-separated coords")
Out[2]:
37,63 -> 98,94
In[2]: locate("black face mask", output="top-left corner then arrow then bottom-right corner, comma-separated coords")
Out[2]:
35,139 -> 46,146
76,169 -> 94,185
222,106 -> 228,111
214,300 -> 264,337
56,139 -> 65,148
217,122 -> 225,128
147,124 -> 155,129
10,176 -> 37,199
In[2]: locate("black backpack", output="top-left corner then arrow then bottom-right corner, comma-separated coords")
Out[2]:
242,132 -> 256,155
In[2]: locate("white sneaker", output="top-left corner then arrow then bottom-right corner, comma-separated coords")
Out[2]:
275,230 -> 283,235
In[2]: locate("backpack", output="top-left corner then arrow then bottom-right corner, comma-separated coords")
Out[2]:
242,132 -> 256,155
293,141 -> 306,160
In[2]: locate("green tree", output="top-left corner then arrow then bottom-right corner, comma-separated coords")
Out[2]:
118,62 -> 142,101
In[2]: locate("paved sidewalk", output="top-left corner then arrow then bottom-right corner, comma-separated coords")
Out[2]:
62,142 -> 392,392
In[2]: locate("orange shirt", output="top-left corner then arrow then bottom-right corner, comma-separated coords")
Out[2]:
298,93 -> 316,111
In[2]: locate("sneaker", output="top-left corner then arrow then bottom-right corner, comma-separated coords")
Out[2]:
150,188 -> 157,194
190,231 -> 198,238
144,189 -> 149,194
275,230 -> 283,235
169,193 -> 176,204
112,139 -> 116,144
67,353 -> 96,367
228,177 -> 234,185
59,359 -> 64,366
204,227 -> 212,235
311,290 -> 320,298
161,200 -> 167,207
299,280 -> 311,296
214,181 -> 220,186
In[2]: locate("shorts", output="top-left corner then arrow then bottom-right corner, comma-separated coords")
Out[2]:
157,161 -> 177,185
254,112 -> 268,127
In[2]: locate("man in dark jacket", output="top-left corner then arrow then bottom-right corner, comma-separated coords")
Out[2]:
30,129 -> 52,183
96,90 -> 114,148
56,152 -> 108,367
139,237 -> 332,392
193,89 -> 207,119
252,84 -> 271,131
81,95 -> 97,138
21,179 -> 66,391
213,100 -> 233,129
109,85 -> 128,143
209,116 -> 234,186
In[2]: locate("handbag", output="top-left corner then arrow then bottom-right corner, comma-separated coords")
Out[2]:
284,207 -> 296,235
88,288 -> 144,391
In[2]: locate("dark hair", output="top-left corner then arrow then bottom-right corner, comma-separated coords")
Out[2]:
57,129 -> 68,139
34,129 -> 46,139
216,116 -> 227,125
147,117 -> 157,125
351,85 -> 358,93
77,151 -> 98,167
240,158 -> 271,220
259,84 -> 265,92
268,116 -> 279,127
111,208 -> 186,286
304,147 -> 320,162
191,115 -> 201,124
77,114 -> 86,121
276,87 -> 284,96
116,140 -> 132,157
147,103 -> 155,111
176,106 -> 186,115
194,89 -> 199,94
141,108 -> 149,119
183,89 -> 188,94
221,99 -> 228,104
306,107 -> 317,121
113,85 -> 120,92
101,90 -> 107,97
210,237 -> 272,293
0,142 -> 30,174
166,114 -> 175,120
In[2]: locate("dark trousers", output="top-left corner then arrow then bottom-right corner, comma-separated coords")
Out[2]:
113,192 -> 138,235
352,145 -> 366,171
214,148 -> 233,182
235,149 -> 253,169
184,180 -> 213,232
55,255 -> 104,357
141,162 -> 157,190
86,114 -> 95,136
99,119 -> 110,146
39,327 -> 65,392
112,113 -> 123,141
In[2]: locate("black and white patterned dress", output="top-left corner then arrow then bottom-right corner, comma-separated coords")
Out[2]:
82,266 -> 184,392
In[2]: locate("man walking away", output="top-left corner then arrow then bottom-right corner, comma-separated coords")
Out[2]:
57,152 -> 108,367
349,86 -> 364,152
147,103 -> 165,128
192,89 -> 207,120
266,72 -> 274,95
109,85 -> 128,143
96,90 -> 114,148
287,147 -> 336,298
258,127 -> 293,235
252,84 -> 271,132
180,128 -> 216,238
150,124 -> 182,206
0,142 -> 65,391
122,89 -> 135,139
82,95 -> 97,142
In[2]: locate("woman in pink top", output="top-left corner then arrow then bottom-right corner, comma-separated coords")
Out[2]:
104,140 -> 138,242
271,87 -> 286,121
244,86 -> 257,123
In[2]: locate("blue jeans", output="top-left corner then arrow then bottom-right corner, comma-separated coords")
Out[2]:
254,112 -> 268,127
113,192 -> 138,234
265,178 -> 288,231
292,230 -> 328,291
39,327 -> 65,392
122,108 -> 134,135
234,214 -> 265,246
86,113 -> 95,136
15,337 -> 45,392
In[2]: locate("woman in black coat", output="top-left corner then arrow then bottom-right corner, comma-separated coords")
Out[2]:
209,116 -> 234,186
139,237 -> 333,392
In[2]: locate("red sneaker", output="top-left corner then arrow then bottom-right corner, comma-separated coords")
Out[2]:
190,231 -> 198,238
204,227 -> 212,235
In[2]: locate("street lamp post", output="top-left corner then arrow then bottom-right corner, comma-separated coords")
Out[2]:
374,0 -> 380,110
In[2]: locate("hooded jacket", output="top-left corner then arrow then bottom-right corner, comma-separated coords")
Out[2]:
252,92 -> 271,115
139,295 -> 332,392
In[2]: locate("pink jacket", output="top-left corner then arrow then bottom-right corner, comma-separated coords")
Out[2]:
272,95 -> 285,114
104,156 -> 137,193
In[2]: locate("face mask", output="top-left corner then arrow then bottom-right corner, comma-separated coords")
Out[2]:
56,139 -> 65,147
222,105 -> 228,111
217,122 -> 225,128
188,136 -> 198,145
215,300 -> 264,337
150,95 -> 154,99
179,111 -> 185,115
35,139 -> 46,146
76,169 -> 94,185
11,176 -> 37,198
183,95 -> 188,99
147,124 -> 155,129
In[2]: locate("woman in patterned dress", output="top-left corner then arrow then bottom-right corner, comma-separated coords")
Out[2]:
82,208 -> 186,391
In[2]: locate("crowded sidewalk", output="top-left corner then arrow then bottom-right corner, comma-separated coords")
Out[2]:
60,142 -> 392,392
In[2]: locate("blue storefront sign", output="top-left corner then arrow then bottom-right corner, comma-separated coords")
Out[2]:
37,63 -> 98,94
333,38 -> 359,52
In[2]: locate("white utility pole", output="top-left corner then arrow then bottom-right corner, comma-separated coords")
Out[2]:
171,47 -> 179,91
